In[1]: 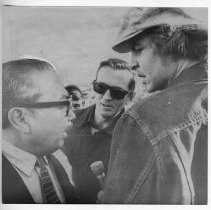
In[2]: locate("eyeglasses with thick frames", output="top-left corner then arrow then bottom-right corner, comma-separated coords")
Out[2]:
16,99 -> 72,117
92,80 -> 130,100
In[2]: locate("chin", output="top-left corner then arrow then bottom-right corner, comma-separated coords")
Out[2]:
57,138 -> 65,147
145,84 -> 154,93
51,138 -> 64,152
101,112 -> 116,118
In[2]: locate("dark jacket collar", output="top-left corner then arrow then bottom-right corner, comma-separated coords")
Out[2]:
73,104 -> 96,127
101,110 -> 124,135
73,104 -> 124,135
169,62 -> 207,88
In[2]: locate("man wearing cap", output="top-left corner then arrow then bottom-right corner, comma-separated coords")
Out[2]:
103,8 -> 207,204
65,84 -> 85,110
62,58 -> 135,203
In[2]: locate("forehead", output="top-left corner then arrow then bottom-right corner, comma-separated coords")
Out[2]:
97,66 -> 132,91
31,71 -> 68,101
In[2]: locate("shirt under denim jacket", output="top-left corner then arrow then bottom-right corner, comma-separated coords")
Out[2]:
103,62 -> 208,204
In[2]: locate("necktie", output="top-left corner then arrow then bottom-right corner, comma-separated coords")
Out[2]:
36,157 -> 62,204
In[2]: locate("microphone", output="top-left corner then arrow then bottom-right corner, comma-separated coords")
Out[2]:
90,161 -> 105,189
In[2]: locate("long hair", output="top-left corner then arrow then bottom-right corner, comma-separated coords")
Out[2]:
137,24 -> 207,62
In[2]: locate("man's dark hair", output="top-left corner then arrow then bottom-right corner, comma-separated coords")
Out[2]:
65,84 -> 83,98
2,58 -> 55,129
96,58 -> 135,95
133,24 -> 207,62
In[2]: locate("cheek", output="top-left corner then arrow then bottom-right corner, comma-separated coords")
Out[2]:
140,50 -> 157,72
97,94 -> 103,99
113,100 -> 126,109
143,62 -> 159,80
40,110 -> 66,129
138,58 -> 151,75
96,94 -> 103,103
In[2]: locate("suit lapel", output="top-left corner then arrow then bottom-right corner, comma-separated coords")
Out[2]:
2,155 -> 35,204
47,154 -> 79,203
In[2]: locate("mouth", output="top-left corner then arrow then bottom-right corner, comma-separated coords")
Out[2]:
101,103 -> 113,108
139,77 -> 147,84
63,123 -> 73,137
137,71 -> 146,78
63,131 -> 68,138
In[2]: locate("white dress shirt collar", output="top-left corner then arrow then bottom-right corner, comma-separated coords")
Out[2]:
2,140 -> 37,177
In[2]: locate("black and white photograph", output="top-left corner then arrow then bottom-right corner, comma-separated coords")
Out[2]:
1,0 -> 208,207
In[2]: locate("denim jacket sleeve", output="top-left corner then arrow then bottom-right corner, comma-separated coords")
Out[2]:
103,113 -> 152,203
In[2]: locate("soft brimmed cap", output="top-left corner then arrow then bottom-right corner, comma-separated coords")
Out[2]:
112,7 -> 205,53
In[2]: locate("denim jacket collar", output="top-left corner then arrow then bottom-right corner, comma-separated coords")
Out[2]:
169,62 -> 207,88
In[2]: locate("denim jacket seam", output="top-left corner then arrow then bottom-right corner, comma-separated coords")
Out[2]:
170,132 -> 195,204
127,112 -> 165,203
151,113 -> 207,145
130,109 -> 207,146
129,110 -> 155,144
126,152 -> 156,203
129,110 -> 166,173
128,109 -> 207,203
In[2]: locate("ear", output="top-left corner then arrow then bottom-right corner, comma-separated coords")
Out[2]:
7,107 -> 31,133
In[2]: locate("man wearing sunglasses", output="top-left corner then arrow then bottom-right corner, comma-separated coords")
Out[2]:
2,58 -> 78,203
62,58 -> 135,203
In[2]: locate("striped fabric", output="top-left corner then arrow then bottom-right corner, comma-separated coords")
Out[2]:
36,158 -> 61,204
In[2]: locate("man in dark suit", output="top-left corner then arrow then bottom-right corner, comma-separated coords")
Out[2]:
2,58 -> 78,203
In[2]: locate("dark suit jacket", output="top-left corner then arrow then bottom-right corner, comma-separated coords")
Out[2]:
2,154 -> 79,204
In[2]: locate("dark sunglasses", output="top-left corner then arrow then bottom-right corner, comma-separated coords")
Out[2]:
92,80 -> 129,100
16,99 -> 72,117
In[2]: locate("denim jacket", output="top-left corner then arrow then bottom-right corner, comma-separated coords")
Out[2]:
103,63 -> 208,204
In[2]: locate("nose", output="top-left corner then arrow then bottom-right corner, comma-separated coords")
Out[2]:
131,53 -> 140,72
103,90 -> 112,100
131,53 -> 145,78
131,51 -> 138,64
67,109 -> 76,121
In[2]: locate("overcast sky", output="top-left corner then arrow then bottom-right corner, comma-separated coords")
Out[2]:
3,7 -> 208,86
